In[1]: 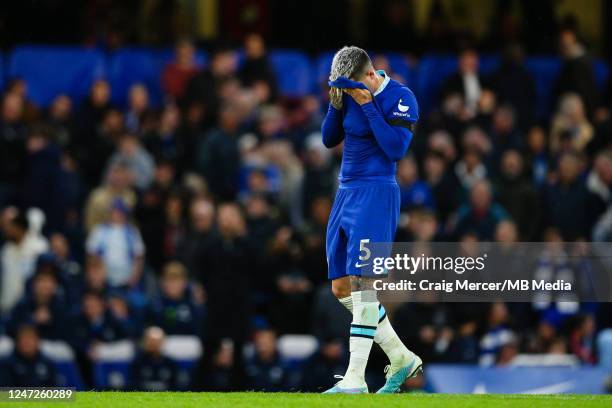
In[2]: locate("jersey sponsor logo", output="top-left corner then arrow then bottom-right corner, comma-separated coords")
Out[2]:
398,99 -> 410,112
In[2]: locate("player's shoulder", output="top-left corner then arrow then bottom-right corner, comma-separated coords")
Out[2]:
382,78 -> 419,121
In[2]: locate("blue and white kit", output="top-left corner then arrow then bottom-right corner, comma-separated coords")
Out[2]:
322,71 -> 418,280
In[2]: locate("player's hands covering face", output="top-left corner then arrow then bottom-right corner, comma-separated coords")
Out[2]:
344,88 -> 372,105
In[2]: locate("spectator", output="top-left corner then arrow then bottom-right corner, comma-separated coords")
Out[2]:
449,180 -> 509,240
1,209 -> 49,313
162,39 -> 201,100
488,44 -> 537,129
73,291 -> 131,352
86,199 -> 145,289
124,84 -> 150,134
244,329 -> 288,391
479,302 -> 516,366
550,93 -> 593,154
8,264 -> 67,340
423,150 -> 460,223
105,134 -> 155,190
396,156 -> 435,211
130,326 -> 177,391
147,261 -> 204,336
542,152 -> 596,240
524,125 -> 550,186
196,104 -> 242,200
0,93 -> 27,206
569,314 -> 596,364
185,46 -> 238,127
239,33 -> 277,102
495,150 -> 540,240
554,27 -> 599,117
3,325 -> 58,387
441,48 -> 485,117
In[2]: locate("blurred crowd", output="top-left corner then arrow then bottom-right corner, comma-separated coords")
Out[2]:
1,25 -> 612,392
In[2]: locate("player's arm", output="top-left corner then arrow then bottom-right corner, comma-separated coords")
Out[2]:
321,102 -> 345,148
347,89 -> 418,161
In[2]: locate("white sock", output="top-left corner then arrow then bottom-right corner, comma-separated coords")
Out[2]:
339,295 -> 413,369
342,291 -> 378,387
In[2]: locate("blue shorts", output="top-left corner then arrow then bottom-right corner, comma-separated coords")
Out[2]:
326,178 -> 400,280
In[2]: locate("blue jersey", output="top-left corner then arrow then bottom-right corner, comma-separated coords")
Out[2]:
322,71 -> 419,184
322,72 -> 419,280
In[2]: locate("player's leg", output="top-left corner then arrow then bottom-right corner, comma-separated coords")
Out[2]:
332,276 -> 413,370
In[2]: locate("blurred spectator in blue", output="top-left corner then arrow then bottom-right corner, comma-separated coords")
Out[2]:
147,261 -> 204,336
311,284 -> 351,342
46,94 -> 74,148
489,105 -> 523,161
244,329 -> 288,391
0,93 -> 27,206
77,107 -> 124,189
66,257 -> 109,314
423,149 -> 460,224
300,196 -> 332,288
1,209 -> 48,314
300,336 -> 347,392
178,198 -> 216,278
22,125 -> 65,232
3,325 -> 58,387
542,152 -> 596,240
85,161 -> 137,232
72,291 -> 131,352
8,265 -> 67,340
142,105 -> 185,171
524,125 -> 550,186
301,133 -> 335,218
196,104 -> 242,200
554,27 -> 599,118
185,46 -> 238,127
397,156 -> 434,211
200,338 -> 235,391
495,150 -> 540,240
130,326 -> 177,391
445,316 -> 479,363
49,232 -> 81,284
586,150 -> 612,213
239,33 -> 277,103
124,84 -> 151,134
162,39 -> 201,101
479,302 -> 516,366
77,79 -> 112,135
105,134 -> 155,190
489,44 -> 536,130
448,180 -> 509,240
85,199 -> 145,289
72,290 -> 131,387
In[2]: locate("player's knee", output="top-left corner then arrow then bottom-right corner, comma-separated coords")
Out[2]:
331,280 -> 351,299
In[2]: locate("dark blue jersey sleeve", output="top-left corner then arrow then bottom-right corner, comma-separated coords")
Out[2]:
361,89 -> 418,161
321,104 -> 345,148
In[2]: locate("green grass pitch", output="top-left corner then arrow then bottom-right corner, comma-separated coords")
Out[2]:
2,392 -> 611,408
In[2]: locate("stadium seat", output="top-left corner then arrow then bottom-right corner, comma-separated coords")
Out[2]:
277,334 -> 318,361
415,54 -> 458,114
269,50 -> 312,97
593,59 -> 609,89
92,340 -> 135,390
314,51 -> 335,92
161,335 -> 202,390
0,335 -> 13,358
8,46 -> 106,108
40,340 -> 85,390
524,56 -> 562,119
108,47 -> 207,107
383,52 -> 417,87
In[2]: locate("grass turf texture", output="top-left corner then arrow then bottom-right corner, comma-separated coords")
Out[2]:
2,392 -> 611,408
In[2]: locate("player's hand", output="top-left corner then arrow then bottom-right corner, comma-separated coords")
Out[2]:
344,88 -> 372,105
329,87 -> 343,109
